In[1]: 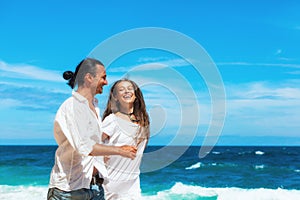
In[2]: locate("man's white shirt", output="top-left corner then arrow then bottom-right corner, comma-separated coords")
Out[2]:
49,92 -> 107,191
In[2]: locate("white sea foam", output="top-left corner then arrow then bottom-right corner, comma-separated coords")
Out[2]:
141,182 -> 300,200
1,183 -> 300,200
255,151 -> 265,155
255,165 -> 265,169
142,182 -> 217,199
0,185 -> 48,200
214,186 -> 300,200
185,162 -> 202,170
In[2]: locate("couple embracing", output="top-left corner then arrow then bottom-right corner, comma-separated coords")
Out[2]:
47,58 -> 150,200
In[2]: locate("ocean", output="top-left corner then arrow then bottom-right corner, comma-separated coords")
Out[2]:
0,145 -> 299,200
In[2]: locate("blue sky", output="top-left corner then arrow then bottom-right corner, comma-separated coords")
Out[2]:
1,0 -> 300,146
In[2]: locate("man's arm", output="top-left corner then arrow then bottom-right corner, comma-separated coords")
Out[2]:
89,143 -> 137,160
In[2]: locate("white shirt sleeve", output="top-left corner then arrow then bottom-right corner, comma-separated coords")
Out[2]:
102,114 -> 117,137
55,98 -> 99,156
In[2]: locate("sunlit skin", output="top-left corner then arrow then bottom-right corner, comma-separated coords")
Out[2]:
114,81 -> 136,115
77,64 -> 108,104
93,64 -> 108,95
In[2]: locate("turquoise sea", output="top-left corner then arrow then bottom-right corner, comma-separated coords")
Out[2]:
0,145 -> 300,199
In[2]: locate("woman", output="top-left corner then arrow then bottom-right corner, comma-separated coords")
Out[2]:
101,79 -> 150,199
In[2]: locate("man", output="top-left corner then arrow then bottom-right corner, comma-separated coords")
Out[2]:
47,58 -> 137,200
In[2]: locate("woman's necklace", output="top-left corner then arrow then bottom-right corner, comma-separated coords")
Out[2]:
119,111 -> 140,123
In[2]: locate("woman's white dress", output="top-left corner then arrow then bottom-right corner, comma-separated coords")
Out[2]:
102,113 -> 148,200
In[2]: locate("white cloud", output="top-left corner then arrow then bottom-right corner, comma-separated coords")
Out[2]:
160,58 -> 191,67
217,62 -> 300,68
227,82 -> 300,99
131,63 -> 168,71
0,98 -> 48,110
286,70 -> 300,75
0,99 -> 22,108
107,58 -> 191,73
107,62 -> 167,73
0,79 -> 70,113
99,57 -> 300,138
0,60 -> 63,82
223,81 -> 300,136
137,56 -> 167,63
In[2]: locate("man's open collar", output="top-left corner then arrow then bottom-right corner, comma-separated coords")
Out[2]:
72,91 -> 88,103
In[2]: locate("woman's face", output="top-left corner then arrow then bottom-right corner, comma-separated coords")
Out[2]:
114,81 -> 136,107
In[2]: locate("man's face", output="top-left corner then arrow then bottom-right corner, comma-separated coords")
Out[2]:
93,64 -> 108,95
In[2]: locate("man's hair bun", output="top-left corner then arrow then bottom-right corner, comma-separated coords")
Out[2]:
63,71 -> 74,80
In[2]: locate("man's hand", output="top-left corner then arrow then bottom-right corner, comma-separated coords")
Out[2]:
119,145 -> 137,160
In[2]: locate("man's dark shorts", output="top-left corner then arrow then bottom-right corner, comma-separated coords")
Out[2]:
47,185 -> 105,200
